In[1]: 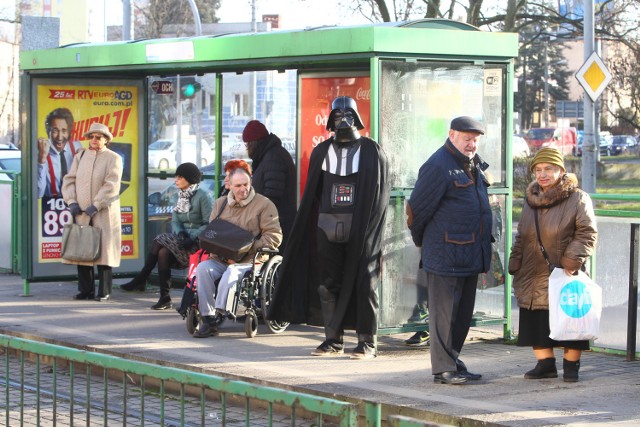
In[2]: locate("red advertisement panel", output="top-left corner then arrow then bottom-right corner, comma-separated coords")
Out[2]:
299,76 -> 371,195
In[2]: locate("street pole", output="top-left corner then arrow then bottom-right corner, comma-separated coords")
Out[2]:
543,41 -> 549,127
186,0 -> 203,167
582,0 -> 596,193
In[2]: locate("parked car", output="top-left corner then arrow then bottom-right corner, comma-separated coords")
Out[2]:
0,144 -> 21,181
575,133 -> 611,157
608,135 -> 637,156
148,137 -> 213,170
512,135 -> 530,158
221,142 -> 248,162
524,127 -> 577,156
281,138 -> 297,160
599,135 -> 613,156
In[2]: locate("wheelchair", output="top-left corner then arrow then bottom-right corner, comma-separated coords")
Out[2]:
182,248 -> 289,338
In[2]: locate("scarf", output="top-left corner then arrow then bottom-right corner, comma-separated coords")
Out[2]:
174,183 -> 199,213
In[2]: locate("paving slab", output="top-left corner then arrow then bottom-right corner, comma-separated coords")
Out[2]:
1,273 -> 639,426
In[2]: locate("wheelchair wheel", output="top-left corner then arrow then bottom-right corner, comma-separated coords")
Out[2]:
259,255 -> 289,334
186,307 -> 200,335
244,311 -> 258,338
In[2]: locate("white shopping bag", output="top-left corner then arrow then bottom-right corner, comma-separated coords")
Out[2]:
548,268 -> 602,341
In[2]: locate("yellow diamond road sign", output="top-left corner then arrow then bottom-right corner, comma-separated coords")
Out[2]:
575,51 -> 612,102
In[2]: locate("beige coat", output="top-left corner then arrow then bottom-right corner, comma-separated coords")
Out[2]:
209,188 -> 282,264
62,147 -> 123,267
508,174 -> 597,310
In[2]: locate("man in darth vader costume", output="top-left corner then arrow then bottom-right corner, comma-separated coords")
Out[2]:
268,96 -> 389,359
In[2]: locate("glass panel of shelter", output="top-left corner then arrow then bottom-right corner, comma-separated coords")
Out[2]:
378,60 -> 507,329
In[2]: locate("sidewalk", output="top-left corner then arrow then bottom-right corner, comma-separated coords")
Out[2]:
1,272 -> 639,426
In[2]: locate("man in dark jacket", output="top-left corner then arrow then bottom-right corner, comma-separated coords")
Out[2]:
242,120 -> 296,252
408,116 -> 492,384
268,96 -> 389,359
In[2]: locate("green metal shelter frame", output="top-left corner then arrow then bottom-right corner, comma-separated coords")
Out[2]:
20,19 -> 519,338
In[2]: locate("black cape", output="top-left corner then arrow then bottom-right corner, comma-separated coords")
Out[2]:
268,136 -> 389,335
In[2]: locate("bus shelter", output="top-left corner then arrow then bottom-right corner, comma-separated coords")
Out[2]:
20,19 -> 518,336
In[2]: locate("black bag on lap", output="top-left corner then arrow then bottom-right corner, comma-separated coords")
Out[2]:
198,199 -> 256,262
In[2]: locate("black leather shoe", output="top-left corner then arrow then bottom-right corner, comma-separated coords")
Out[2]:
120,281 -> 145,292
458,370 -> 482,380
433,371 -> 468,385
73,292 -> 94,300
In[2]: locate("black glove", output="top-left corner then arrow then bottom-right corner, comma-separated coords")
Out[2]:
85,205 -> 98,217
177,232 -> 194,250
68,203 -> 81,217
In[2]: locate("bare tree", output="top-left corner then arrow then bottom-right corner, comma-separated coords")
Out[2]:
134,0 -> 220,38
346,0 -> 639,131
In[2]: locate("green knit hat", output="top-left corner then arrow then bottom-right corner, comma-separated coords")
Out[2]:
530,147 -> 565,172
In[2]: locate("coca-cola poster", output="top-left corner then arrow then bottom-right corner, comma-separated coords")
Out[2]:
299,75 -> 371,195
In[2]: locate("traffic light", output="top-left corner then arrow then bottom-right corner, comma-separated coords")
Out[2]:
180,77 -> 201,99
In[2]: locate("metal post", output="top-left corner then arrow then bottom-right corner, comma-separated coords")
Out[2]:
628,224 -> 639,361
581,0 -> 596,193
122,0 -> 132,41
543,41 -> 549,127
186,0 -> 202,37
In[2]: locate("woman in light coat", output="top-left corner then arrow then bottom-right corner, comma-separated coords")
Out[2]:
508,147 -> 597,382
62,122 -> 123,302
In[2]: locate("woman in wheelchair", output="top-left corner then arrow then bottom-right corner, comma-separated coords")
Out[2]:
193,167 -> 282,338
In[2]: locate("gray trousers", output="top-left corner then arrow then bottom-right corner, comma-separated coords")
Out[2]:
426,272 -> 478,375
196,258 -> 252,317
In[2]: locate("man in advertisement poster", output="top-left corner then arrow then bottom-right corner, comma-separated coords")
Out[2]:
37,108 -> 84,199
269,96 -> 389,359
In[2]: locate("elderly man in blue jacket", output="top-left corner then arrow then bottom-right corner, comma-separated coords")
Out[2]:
407,116 -> 492,385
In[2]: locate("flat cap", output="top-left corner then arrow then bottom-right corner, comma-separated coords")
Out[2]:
450,116 -> 485,135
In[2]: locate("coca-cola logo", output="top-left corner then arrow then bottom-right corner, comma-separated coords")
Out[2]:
356,88 -> 370,101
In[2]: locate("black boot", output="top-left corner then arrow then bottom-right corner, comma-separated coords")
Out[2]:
95,266 -> 112,301
563,359 -> 580,382
351,334 -> 376,359
312,284 -> 344,356
151,268 -> 172,310
121,254 -> 157,291
74,266 -> 95,300
524,357 -> 558,379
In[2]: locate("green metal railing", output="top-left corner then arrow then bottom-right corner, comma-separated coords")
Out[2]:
1,334 -> 440,426
1,334 -> 358,426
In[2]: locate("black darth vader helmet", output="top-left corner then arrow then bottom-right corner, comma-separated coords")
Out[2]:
326,96 -> 365,131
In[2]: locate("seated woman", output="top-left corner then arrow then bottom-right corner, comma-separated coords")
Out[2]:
193,166 -> 282,338
219,159 -> 252,197
120,162 -> 212,310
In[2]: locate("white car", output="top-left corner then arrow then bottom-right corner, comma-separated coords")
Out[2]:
221,142 -> 248,162
0,144 -> 21,181
512,135 -> 531,158
148,137 -> 213,170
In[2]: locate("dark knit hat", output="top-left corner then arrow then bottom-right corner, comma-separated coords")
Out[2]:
450,116 -> 485,135
242,120 -> 269,142
175,162 -> 201,184
530,147 -> 565,172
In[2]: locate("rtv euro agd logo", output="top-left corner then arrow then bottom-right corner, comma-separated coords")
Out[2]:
559,280 -> 593,318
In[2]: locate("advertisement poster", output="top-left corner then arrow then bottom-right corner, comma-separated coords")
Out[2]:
299,75 -> 371,194
35,83 -> 139,263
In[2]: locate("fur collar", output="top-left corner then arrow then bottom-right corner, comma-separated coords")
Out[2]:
526,173 -> 579,209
